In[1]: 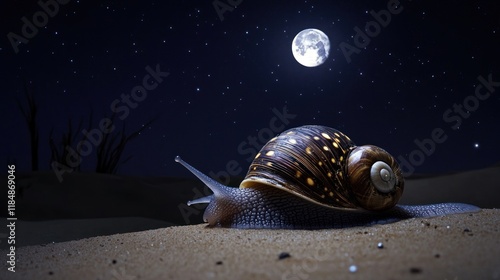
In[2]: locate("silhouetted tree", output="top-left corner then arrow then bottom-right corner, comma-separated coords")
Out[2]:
96,116 -> 156,174
49,112 -> 93,172
16,80 -> 39,171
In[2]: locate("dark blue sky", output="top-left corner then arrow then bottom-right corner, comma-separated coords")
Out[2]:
1,0 -> 499,180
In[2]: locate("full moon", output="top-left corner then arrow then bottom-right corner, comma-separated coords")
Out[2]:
291,29 -> 330,67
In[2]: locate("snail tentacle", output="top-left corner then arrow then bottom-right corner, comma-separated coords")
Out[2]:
176,156 -> 229,205
187,195 -> 212,206
176,156 -> 247,225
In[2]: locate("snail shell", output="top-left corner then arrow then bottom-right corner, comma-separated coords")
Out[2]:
175,125 -> 478,229
241,125 -> 404,211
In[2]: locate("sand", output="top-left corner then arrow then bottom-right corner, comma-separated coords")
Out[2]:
1,167 -> 498,279
1,209 -> 499,280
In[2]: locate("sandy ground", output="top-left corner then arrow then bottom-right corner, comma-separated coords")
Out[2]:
8,218 -> 176,248
1,209 -> 499,280
0,167 -> 498,279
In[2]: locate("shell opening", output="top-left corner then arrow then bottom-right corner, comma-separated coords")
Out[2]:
370,161 -> 396,193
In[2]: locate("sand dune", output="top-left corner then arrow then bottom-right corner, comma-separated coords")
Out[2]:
9,172 -> 197,223
401,166 -> 500,208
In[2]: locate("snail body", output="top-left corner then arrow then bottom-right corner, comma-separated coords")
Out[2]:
176,125 -> 479,229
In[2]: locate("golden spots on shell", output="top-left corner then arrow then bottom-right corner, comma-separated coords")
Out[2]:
288,138 -> 297,144
323,187 -> 328,192
252,167 -> 257,170
327,172 -> 332,178
321,132 -> 331,140
334,132 -> 340,138
329,191 -> 334,197
332,142 -> 339,149
313,136 -> 320,140
318,161 -> 323,166
339,156 -> 344,162
338,171 -> 344,179
321,194 -> 325,198
323,146 -> 329,151
295,170 -> 302,178
331,157 -> 336,164
334,138 -> 341,143
305,147 -> 313,155
266,162 -> 273,167
266,150 -> 275,156
306,177 -> 314,186
255,152 -> 261,159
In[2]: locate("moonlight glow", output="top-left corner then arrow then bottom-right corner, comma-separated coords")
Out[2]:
291,29 -> 330,67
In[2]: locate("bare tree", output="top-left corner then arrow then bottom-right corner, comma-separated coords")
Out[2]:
16,80 -> 39,171
49,110 -> 156,175
49,112 -> 93,172
96,116 -> 156,174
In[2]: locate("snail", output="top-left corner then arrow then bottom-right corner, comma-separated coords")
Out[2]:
175,125 -> 479,229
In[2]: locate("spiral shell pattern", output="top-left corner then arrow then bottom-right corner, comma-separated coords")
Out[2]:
240,125 -> 404,211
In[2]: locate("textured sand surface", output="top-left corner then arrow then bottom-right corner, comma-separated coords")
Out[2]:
2,209 -> 499,280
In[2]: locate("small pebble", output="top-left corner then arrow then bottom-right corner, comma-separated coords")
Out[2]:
463,228 -> 474,236
410,267 -> 422,274
216,261 -> 223,265
278,252 -> 291,260
377,242 -> 384,249
349,265 -> 357,273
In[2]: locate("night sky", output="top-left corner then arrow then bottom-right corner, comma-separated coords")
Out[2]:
1,0 -> 499,180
